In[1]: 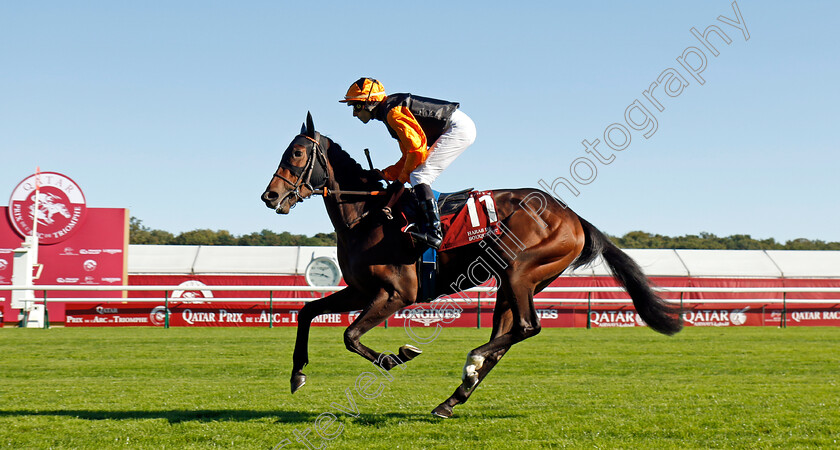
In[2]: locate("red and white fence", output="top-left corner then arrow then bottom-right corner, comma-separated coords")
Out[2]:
4,284 -> 840,329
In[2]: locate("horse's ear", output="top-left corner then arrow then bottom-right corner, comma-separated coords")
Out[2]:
300,122 -> 307,134
305,111 -> 316,139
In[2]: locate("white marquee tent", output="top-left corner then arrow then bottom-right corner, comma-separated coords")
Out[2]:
128,246 -> 840,279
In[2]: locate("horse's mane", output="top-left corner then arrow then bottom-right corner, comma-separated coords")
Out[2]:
325,138 -> 383,191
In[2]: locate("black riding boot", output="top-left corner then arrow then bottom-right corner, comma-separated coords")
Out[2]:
409,183 -> 443,250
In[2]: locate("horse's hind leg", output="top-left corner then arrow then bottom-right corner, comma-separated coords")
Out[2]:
432,282 -> 541,418
467,283 -> 541,378
431,299 -> 515,419
291,286 -> 367,393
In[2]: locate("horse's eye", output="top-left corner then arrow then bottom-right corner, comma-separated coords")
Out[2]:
294,150 -> 303,157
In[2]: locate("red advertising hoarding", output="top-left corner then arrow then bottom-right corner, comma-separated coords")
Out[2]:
61,299 -> 840,328
1,207 -> 128,324
1,171 -> 128,325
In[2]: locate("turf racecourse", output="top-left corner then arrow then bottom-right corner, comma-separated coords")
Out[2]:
1,327 -> 837,449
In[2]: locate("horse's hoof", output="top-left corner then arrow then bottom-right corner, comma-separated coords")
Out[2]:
431,403 -> 453,419
290,373 -> 307,394
398,344 -> 422,361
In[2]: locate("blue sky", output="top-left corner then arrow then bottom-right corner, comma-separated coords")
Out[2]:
2,1 -> 838,242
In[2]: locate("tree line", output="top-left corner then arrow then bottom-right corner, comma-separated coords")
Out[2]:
609,231 -> 840,250
129,217 -> 840,250
129,217 -> 337,246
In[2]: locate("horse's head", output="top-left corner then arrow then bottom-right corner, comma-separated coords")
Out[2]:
261,112 -> 331,214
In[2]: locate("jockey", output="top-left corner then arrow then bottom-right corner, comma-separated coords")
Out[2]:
340,77 -> 476,250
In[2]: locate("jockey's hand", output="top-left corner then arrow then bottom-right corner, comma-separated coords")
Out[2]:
381,165 -> 400,182
365,169 -> 386,181
364,169 -> 390,189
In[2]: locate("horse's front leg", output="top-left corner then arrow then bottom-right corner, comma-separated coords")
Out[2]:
291,286 -> 367,393
343,287 -> 422,371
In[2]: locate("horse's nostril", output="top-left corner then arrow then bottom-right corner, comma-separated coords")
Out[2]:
262,190 -> 279,202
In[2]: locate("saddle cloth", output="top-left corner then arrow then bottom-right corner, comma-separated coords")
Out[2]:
415,189 -> 500,302
438,189 -> 501,251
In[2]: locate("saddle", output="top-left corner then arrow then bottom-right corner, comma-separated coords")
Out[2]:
390,185 -> 501,302
399,189 -> 467,220
395,187 -> 499,248
437,188 -> 475,216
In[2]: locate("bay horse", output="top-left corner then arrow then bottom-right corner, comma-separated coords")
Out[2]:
261,113 -> 682,418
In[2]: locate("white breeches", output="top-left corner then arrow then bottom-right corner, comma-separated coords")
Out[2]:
410,109 -> 476,187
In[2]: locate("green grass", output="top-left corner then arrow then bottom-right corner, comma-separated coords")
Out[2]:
1,326 -> 838,449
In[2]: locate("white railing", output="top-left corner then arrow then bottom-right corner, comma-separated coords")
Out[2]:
5,284 -> 840,303
5,284 -> 839,329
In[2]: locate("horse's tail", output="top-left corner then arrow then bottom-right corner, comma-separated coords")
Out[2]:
572,218 -> 683,336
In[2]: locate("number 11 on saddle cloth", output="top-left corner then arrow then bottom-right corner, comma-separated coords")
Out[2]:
439,190 -> 500,252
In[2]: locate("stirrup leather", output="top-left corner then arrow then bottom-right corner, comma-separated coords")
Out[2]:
409,199 -> 442,249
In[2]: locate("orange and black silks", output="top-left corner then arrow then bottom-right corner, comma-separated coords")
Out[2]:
375,94 -> 459,183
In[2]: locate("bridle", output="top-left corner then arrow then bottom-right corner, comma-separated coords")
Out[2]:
270,130 -> 399,230
273,133 -> 330,206
272,133 -> 387,206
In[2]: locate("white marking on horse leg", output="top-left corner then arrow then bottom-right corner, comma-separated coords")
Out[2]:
462,353 -> 485,381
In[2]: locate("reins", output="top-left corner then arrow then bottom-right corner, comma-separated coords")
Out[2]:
319,186 -> 387,197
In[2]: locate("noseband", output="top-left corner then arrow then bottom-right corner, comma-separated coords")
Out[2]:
273,133 -> 330,205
